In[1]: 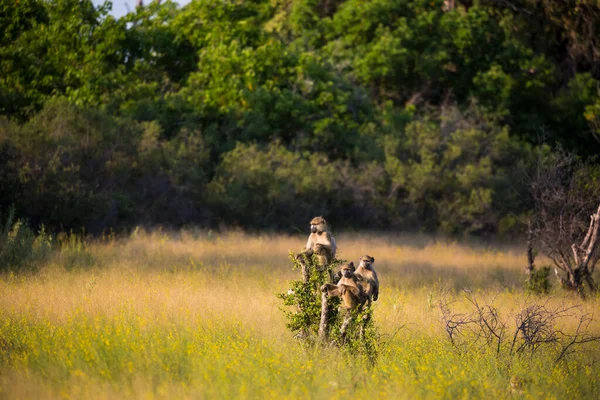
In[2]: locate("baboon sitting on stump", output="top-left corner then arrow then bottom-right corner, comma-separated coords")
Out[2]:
320,262 -> 367,339
321,262 -> 366,310
297,216 -> 337,281
355,255 -> 379,307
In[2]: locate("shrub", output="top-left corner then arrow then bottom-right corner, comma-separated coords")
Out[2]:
55,231 -> 95,270
382,102 -> 532,235
525,266 -> 552,295
277,253 -> 379,361
0,206 -> 52,273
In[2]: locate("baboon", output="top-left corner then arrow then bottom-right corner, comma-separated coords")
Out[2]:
320,262 -> 366,310
321,262 -> 367,338
313,243 -> 334,268
297,216 -> 337,272
302,216 -> 337,257
354,255 -> 379,307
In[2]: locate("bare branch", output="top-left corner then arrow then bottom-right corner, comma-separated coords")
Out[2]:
571,244 -> 580,267
555,314 -> 600,363
580,214 -> 595,250
557,251 -> 574,276
439,293 -> 599,363
528,148 -> 600,296
581,205 -> 600,270
510,301 -> 579,356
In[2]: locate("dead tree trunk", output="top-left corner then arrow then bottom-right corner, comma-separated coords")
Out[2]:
300,259 -> 309,284
318,292 -> 330,340
339,312 -> 353,341
359,311 -> 371,338
552,204 -> 600,297
526,221 -> 535,275
528,150 -> 600,298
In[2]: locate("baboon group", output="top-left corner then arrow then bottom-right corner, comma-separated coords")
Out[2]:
297,216 -> 379,337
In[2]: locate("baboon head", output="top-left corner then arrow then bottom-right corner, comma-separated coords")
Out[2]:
310,216 -> 327,233
359,255 -> 375,270
340,262 -> 355,278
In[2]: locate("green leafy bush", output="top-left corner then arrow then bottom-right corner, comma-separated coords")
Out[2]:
277,253 -> 379,361
382,102 -> 531,234
525,266 -> 552,295
2,0 -> 600,235
0,207 -> 52,272
277,253 -> 341,343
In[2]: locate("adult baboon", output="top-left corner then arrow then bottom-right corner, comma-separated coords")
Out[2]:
320,262 -> 366,310
355,255 -> 379,307
313,243 -> 334,268
302,216 -> 337,256
297,216 -> 337,273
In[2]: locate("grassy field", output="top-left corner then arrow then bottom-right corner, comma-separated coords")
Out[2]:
1,230 -> 599,399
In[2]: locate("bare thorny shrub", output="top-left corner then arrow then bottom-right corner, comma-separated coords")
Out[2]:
438,289 -> 600,364
527,148 -> 600,297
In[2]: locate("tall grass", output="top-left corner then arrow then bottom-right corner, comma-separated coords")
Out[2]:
1,230 -> 599,399
0,207 -> 52,272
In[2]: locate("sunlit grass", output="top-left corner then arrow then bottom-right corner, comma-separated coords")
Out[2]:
1,230 -> 599,399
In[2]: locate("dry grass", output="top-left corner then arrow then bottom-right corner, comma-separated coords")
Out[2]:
2,230 -> 593,337
1,230 -> 599,399
106,229 -> 536,286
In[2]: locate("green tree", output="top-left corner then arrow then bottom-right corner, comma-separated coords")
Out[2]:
383,103 -> 530,234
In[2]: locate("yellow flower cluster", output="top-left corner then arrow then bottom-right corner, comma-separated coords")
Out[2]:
0,232 -> 598,399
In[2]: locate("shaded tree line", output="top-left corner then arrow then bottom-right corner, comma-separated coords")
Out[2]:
1,0 -> 600,235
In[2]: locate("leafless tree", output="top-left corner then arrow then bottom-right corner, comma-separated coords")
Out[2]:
509,301 -> 575,356
555,313 -> 600,363
439,289 -> 506,354
464,291 -> 506,355
438,294 -> 467,347
438,290 -> 600,363
528,148 -> 600,297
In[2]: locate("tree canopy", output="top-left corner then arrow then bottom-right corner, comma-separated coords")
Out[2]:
1,0 -> 599,235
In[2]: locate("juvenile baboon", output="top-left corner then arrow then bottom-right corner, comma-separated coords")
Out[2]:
354,255 -> 379,307
321,262 -> 367,338
320,262 -> 366,310
297,216 -> 337,272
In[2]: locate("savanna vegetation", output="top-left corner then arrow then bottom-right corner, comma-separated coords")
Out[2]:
2,0 -> 600,235
3,1 -> 600,398
1,231 -> 600,399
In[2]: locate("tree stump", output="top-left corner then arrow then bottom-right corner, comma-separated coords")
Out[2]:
300,258 -> 309,283
318,292 -> 329,340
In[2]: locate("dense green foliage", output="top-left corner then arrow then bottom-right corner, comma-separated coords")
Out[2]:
0,206 -> 52,272
525,266 -> 551,295
277,253 -> 378,359
1,0 -> 599,234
